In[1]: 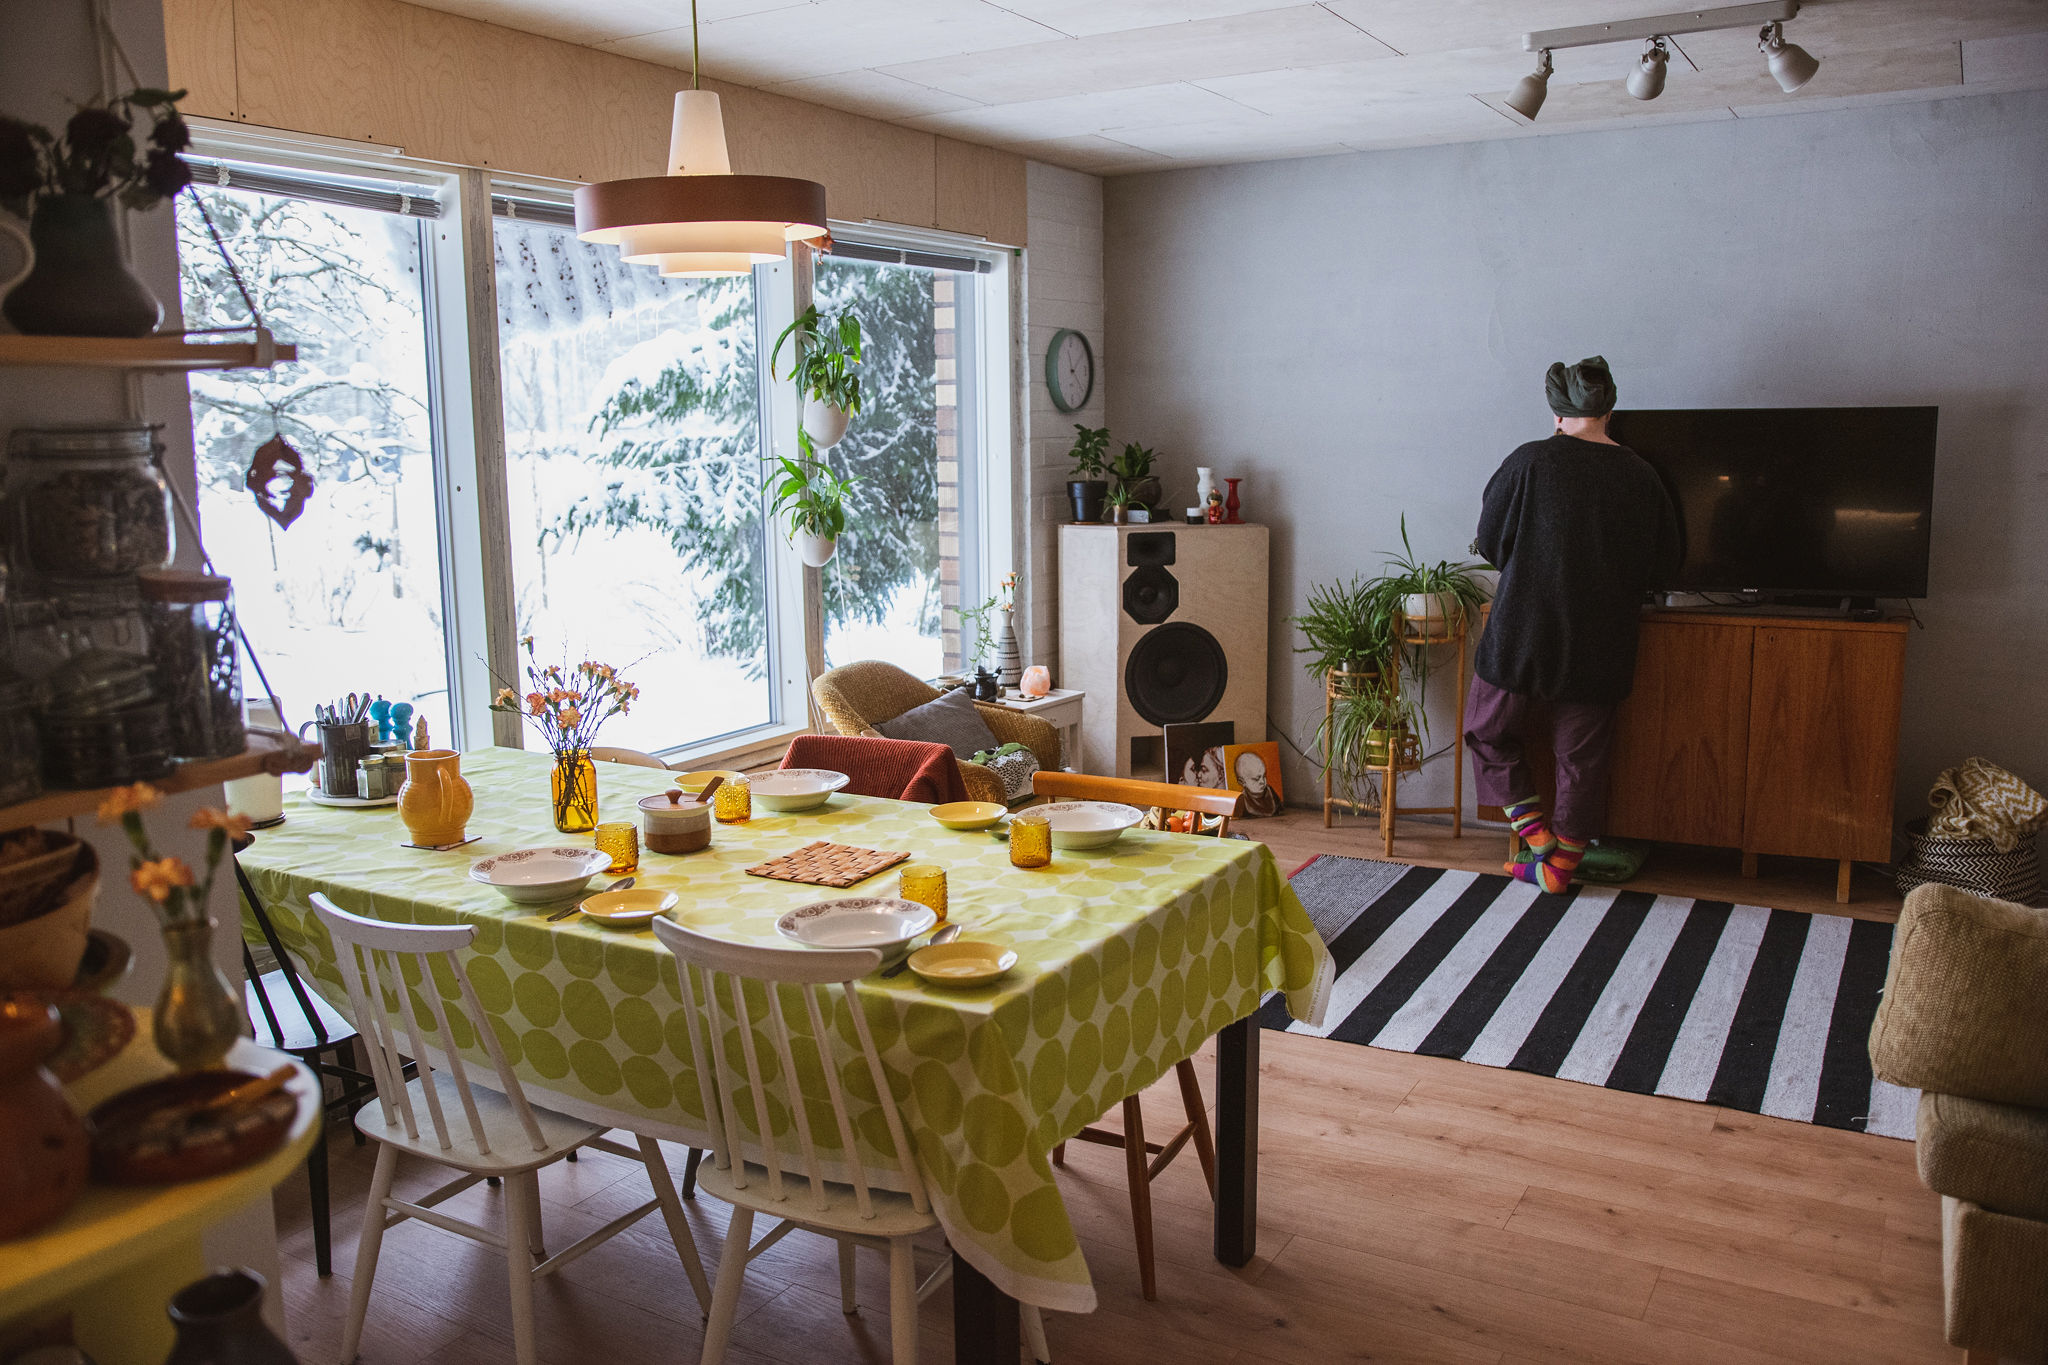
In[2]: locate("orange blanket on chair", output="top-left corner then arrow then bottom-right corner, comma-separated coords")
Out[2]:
781,734 -> 970,805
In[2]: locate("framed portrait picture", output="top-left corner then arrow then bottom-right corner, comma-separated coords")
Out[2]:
1163,721 -> 1234,791
1221,741 -> 1284,818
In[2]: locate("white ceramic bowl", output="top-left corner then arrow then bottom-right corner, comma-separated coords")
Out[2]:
752,769 -> 851,813
775,897 -> 937,952
469,847 -> 613,906
1034,801 -> 1146,851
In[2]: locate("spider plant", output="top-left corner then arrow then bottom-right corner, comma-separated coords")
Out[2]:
1290,574 -> 1393,681
1314,674 -> 1418,805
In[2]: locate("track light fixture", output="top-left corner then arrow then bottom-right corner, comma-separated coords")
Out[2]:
1515,2 -> 1821,120
1627,37 -> 1669,101
1507,49 -> 1553,121
1759,20 -> 1821,92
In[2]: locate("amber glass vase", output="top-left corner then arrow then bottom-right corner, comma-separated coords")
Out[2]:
551,749 -> 598,833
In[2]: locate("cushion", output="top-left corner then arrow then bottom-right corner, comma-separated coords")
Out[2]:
1940,1196 -> 2048,1361
1869,883 -> 2048,1109
1919,1092 -> 2048,1221
875,688 -> 999,759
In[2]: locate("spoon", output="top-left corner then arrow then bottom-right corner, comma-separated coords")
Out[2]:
694,775 -> 724,805
881,922 -> 962,978
548,875 -> 635,921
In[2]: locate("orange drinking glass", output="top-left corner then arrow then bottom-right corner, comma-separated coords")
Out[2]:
1008,812 -> 1051,869
713,774 -> 751,823
593,821 -> 638,874
899,863 -> 948,921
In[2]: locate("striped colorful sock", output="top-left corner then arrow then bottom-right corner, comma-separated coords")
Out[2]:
1507,835 -> 1587,894
1503,796 -> 1556,857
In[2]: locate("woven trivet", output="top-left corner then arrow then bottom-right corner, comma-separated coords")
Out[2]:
745,840 -> 910,889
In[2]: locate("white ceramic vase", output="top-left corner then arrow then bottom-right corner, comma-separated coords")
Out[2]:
797,530 -> 838,568
1194,466 -> 1215,509
802,397 -> 851,449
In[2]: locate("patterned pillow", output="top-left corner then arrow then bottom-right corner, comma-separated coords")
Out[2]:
875,687 -> 999,758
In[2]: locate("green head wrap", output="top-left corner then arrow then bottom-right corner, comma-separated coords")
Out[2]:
1545,355 -> 1616,417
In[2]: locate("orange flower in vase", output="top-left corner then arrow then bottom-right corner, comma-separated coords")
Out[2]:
489,642 -> 639,833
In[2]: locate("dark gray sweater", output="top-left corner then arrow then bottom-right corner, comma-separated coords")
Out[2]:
1473,434 -> 1682,704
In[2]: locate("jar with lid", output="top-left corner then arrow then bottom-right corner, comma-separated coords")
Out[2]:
138,570 -> 244,760
0,572 -> 40,805
3,424 -> 173,581
37,647 -> 171,787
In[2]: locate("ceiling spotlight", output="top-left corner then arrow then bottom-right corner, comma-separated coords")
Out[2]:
1508,49 -> 1553,121
1627,37 -> 1669,101
1759,20 -> 1820,92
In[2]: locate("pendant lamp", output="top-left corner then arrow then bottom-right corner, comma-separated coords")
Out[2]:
575,1 -> 827,277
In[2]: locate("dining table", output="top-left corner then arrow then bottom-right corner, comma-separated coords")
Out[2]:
236,746 -> 1333,1362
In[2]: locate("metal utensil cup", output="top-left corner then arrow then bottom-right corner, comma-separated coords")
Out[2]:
297,718 -> 371,797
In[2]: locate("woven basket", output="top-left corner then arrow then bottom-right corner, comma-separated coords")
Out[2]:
1895,818 -> 2041,904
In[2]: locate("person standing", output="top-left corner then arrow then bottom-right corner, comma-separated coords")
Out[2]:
1466,356 -> 1681,893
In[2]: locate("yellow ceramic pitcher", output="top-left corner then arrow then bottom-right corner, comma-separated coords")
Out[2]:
397,749 -> 473,847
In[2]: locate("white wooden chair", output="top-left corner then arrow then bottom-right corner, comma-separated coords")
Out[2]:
648,917 -> 1048,1365
312,894 -> 712,1365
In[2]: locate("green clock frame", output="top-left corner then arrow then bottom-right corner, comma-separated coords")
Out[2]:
1045,327 -> 1094,414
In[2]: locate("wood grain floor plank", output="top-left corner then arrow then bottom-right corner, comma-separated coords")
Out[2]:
1643,1266 -> 1953,1364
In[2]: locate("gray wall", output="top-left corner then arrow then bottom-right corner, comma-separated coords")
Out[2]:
1104,89 -> 2048,833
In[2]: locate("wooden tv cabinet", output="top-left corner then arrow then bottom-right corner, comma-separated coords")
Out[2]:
1493,609 -> 1908,903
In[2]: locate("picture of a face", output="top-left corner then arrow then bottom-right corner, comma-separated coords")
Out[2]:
1197,747 -> 1226,789
1234,750 -> 1269,795
1222,741 -> 1284,817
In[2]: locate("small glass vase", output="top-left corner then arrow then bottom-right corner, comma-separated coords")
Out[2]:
551,748 -> 598,833
154,917 -> 249,1073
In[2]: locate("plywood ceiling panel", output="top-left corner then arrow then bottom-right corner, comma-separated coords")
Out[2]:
398,0 -> 2048,172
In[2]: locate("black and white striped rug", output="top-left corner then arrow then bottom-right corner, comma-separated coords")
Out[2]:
1261,856 -> 1917,1139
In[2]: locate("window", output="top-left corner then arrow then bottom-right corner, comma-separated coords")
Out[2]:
176,177 -> 456,746
174,141 -> 1011,762
494,210 -> 772,755
817,247 -> 997,679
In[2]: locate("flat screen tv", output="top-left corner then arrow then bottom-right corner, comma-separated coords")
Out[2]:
1607,406 -> 1938,598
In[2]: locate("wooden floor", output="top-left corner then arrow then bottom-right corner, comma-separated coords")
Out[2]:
267,818 -> 1946,1365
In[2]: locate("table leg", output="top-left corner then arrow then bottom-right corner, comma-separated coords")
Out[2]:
1213,1015 -> 1260,1267
951,1247 -> 1019,1365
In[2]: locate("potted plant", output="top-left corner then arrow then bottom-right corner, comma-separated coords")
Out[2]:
0,86 -> 192,336
1317,675 -> 1418,803
767,451 -> 856,567
1291,574 -> 1393,685
770,304 -> 863,449
1383,514 -> 1489,640
1110,440 -> 1161,511
1103,483 -> 1134,525
1066,424 -> 1110,523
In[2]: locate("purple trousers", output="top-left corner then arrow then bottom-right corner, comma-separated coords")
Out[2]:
1463,675 -> 1617,841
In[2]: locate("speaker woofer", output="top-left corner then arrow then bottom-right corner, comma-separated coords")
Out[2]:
1123,565 -> 1179,625
1124,622 -> 1228,727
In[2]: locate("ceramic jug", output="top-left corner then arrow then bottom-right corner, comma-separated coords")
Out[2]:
0,998 -> 90,1239
397,749 -> 473,847
164,1268 -> 298,1365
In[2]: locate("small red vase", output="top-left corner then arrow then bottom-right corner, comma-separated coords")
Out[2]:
1224,478 -> 1243,524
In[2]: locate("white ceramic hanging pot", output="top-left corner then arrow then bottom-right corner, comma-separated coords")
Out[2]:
802,397 -> 851,449
1401,591 -> 1460,636
797,530 -> 838,568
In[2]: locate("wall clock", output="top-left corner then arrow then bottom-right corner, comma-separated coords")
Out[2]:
1045,327 -> 1094,413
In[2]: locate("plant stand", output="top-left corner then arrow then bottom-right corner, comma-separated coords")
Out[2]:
1322,615 -> 1470,857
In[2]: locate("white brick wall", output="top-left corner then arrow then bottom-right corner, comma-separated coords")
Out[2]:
1018,161 -> 1106,686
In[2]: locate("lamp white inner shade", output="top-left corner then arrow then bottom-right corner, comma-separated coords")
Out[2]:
619,219 -> 791,261
668,91 -> 732,177
656,252 -> 758,278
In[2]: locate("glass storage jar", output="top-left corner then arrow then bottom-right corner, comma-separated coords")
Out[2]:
3,424 -> 173,580
37,647 -> 171,788
137,570 -> 244,759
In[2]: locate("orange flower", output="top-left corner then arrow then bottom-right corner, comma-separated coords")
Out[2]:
131,856 -> 195,903
494,686 -> 517,707
97,782 -> 164,823
189,807 -> 254,837
559,704 -> 582,729
526,691 -> 546,715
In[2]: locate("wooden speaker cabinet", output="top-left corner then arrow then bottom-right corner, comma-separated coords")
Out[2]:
1058,523 -> 1269,777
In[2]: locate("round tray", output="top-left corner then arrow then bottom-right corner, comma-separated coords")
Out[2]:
305,788 -> 398,809
88,1070 -> 296,1186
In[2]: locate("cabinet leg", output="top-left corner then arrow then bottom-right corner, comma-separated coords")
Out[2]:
1741,851 -> 1759,878
1836,860 -> 1853,904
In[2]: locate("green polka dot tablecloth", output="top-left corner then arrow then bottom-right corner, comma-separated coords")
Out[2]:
238,747 -> 1332,1312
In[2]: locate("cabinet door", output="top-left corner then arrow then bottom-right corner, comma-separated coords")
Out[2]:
1743,626 -> 1906,862
1607,621 -> 1753,846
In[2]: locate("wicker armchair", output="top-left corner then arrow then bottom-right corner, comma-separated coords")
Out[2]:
811,660 -> 1062,807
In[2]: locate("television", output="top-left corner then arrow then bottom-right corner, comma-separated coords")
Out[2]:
1607,406 -> 1938,599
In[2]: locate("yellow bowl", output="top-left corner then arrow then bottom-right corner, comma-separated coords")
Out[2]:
577,888 -> 679,927
673,769 -> 745,795
930,801 -> 1007,831
908,939 -> 1017,987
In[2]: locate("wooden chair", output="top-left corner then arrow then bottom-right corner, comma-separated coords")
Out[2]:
590,745 -> 670,769
312,894 -> 711,1365
649,917 -> 1048,1365
1032,770 -> 1236,1301
233,837 -> 381,1278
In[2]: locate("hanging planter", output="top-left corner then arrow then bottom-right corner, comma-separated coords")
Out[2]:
802,396 -> 851,449
773,305 -> 864,451
770,451 -> 854,570
797,530 -> 838,568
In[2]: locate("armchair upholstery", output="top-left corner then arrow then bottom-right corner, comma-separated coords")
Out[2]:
811,660 -> 1062,807
1871,882 -> 2048,1363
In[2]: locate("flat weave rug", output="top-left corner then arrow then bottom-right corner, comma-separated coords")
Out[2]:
1260,855 -> 1918,1138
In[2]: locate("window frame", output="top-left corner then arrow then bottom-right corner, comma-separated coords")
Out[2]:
181,124 -> 1012,767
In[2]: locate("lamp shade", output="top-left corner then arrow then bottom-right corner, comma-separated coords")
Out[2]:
1627,42 -> 1668,101
655,253 -> 758,278
574,175 -> 829,250
668,91 -> 731,175
1761,24 -> 1820,92
1506,55 -> 1551,121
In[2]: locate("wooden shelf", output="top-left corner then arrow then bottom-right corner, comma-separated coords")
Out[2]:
0,335 -> 298,371
0,729 -> 317,830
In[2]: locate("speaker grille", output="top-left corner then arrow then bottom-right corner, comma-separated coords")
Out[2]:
1124,622 -> 1228,726
1127,531 -> 1176,566
1122,564 -> 1178,625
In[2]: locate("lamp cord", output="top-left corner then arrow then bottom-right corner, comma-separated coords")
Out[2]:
691,0 -> 700,89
